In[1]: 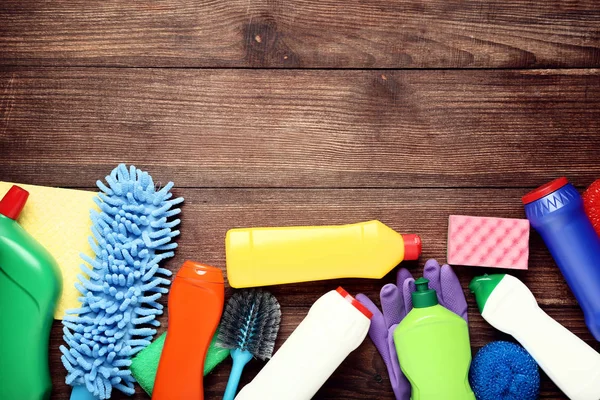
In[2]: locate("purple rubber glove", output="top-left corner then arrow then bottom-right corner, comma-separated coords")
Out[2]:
356,259 -> 468,400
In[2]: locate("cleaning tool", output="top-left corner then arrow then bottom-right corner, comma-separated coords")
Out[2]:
582,178 -> 600,237
60,164 -> 183,400
218,290 -> 281,400
130,330 -> 230,396
470,274 -> 600,400
356,259 -> 468,400
236,287 -> 372,400
0,181 -> 98,319
226,220 -> 421,288
153,261 -> 224,400
469,341 -> 539,400
393,278 -> 474,400
447,215 -> 529,270
0,185 -> 62,400
523,177 -> 600,341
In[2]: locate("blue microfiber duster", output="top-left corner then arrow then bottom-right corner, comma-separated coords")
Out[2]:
60,164 -> 183,400
469,341 -> 540,400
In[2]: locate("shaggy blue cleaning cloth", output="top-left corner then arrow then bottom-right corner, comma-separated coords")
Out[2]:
469,341 -> 540,400
60,164 -> 183,400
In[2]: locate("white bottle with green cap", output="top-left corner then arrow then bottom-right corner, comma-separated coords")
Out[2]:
470,274 -> 600,400
393,278 -> 474,400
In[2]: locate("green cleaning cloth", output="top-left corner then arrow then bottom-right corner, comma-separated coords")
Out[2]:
131,329 -> 230,396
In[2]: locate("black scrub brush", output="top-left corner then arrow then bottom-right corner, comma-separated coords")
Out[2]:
218,289 -> 281,400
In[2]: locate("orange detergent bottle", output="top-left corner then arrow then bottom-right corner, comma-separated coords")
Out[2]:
226,220 -> 421,288
152,261 -> 224,400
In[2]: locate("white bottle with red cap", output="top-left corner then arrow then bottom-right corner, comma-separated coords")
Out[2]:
235,287 -> 372,400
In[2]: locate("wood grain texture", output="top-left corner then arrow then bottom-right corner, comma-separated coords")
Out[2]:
1,0 -> 599,68
2,2 -> 599,397
0,68 -> 599,188
44,187 -> 598,399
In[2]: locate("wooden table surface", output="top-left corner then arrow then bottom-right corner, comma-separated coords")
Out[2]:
1,1 -> 600,399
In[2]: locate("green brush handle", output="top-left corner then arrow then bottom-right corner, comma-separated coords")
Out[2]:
223,349 -> 253,400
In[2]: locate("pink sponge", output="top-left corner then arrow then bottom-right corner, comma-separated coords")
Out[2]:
447,215 -> 530,270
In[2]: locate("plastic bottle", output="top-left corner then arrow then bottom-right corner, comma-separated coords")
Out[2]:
226,220 -> 421,288
523,177 -> 600,341
393,278 -> 474,400
153,261 -> 225,400
470,274 -> 600,400
235,287 -> 372,400
0,185 -> 62,400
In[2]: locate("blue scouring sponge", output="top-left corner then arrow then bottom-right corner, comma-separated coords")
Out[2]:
469,341 -> 540,400
60,164 -> 183,400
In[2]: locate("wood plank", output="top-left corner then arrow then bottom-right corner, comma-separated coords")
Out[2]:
1,0 -> 599,68
1,68 -> 599,188
45,187 -> 597,399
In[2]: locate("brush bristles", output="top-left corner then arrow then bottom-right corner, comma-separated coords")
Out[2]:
218,290 -> 281,361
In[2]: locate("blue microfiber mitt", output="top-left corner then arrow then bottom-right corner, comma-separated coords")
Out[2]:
469,341 -> 540,400
60,164 -> 183,400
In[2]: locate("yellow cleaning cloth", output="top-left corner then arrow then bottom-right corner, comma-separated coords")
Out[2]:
0,182 -> 98,319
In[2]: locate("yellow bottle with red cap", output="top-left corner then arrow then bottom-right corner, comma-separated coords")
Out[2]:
226,220 -> 421,288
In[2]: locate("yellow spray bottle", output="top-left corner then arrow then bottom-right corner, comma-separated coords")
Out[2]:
225,220 -> 421,288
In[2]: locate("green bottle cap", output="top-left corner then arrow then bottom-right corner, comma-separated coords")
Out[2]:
469,274 -> 506,313
412,277 -> 438,308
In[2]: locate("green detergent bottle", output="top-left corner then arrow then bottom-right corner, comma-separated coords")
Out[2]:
0,185 -> 62,400
394,278 -> 474,400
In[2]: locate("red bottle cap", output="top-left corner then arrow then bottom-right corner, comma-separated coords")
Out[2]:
0,185 -> 29,220
401,234 -> 422,260
336,286 -> 373,319
522,177 -> 569,204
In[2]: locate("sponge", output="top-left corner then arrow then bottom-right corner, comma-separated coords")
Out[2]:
583,178 -> 600,237
0,181 -> 98,319
131,329 -> 230,396
469,341 -> 539,400
447,215 -> 529,270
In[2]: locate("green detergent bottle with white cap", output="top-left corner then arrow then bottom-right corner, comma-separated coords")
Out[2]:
393,278 -> 474,400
